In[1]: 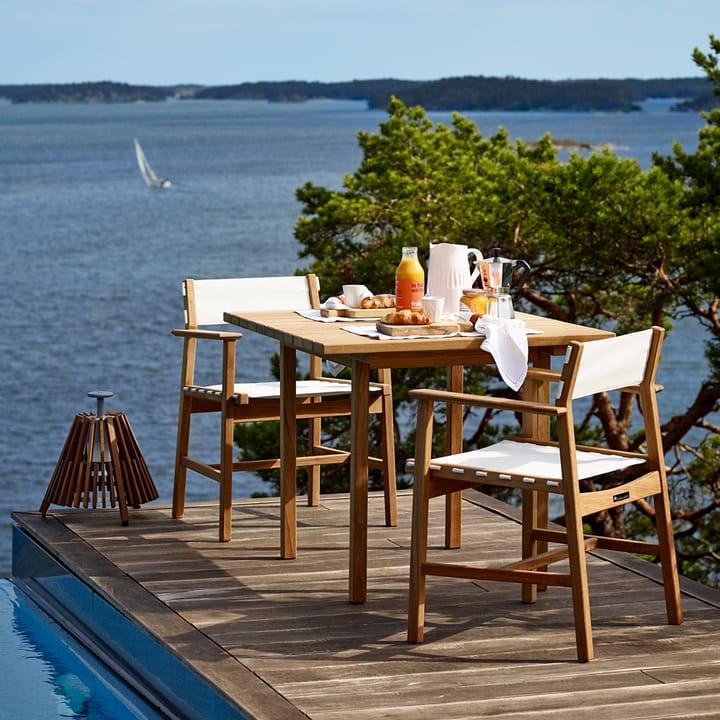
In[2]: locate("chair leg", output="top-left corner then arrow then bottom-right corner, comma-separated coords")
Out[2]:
563,501 -> 594,658
408,397 -> 434,643
566,523 -> 594,662
557,415 -> 594,662
378,369 -> 397,527
655,489 -> 684,625
641,379 -> 683,625
307,417 -> 321,507
218,406 -> 234,542
172,393 -> 192,520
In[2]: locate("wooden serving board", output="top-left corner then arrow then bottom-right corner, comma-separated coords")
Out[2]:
321,307 -> 392,319
376,320 -> 462,336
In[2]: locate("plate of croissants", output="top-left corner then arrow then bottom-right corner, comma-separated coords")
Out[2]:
376,309 -> 466,336
321,293 -> 397,318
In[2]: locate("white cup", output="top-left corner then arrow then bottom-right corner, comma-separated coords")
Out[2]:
342,284 -> 366,308
421,295 -> 444,323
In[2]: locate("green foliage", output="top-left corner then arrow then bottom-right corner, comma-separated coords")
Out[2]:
653,35 -> 720,300
675,436 -> 720,583
627,434 -> 720,587
241,35 -> 720,588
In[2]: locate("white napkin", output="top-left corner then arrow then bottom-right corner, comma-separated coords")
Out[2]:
474,315 -> 529,391
324,296 -> 348,310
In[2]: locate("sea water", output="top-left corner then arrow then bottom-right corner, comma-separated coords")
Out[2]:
0,97 -> 708,574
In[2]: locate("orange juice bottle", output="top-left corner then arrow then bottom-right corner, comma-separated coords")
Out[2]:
395,246 -> 425,312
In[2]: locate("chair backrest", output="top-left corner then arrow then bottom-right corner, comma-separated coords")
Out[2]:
184,274 -> 321,328
566,327 -> 661,400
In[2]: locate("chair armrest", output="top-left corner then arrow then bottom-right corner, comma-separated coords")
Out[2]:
524,367 -> 563,383
409,387 -> 563,417
617,383 -> 664,394
171,328 -> 243,340
313,376 -> 354,386
311,376 -> 391,391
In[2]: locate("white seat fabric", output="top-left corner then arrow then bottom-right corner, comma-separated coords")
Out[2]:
430,439 -> 644,481
201,379 -> 357,399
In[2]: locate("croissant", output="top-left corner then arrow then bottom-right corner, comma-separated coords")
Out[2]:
384,309 -> 431,325
361,294 -> 396,309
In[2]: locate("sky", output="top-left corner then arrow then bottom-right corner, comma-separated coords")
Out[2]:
1,0 -> 718,86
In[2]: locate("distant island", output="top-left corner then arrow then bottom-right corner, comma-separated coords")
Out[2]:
0,77 -> 716,112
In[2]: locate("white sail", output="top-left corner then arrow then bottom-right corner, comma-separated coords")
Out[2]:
134,139 -> 171,188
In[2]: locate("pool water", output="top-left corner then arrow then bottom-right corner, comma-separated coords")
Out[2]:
0,579 -> 168,719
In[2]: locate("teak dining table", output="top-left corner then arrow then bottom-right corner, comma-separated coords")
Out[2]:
223,309 -> 614,603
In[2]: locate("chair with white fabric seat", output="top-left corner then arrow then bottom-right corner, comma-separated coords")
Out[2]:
172,274 -> 396,542
407,326 -> 682,662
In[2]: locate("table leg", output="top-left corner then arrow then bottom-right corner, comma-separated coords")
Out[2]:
445,364 -> 464,548
521,349 -> 551,602
349,358 -> 370,603
280,342 -> 297,560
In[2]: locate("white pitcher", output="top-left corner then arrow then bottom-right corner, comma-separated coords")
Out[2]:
426,242 -> 483,316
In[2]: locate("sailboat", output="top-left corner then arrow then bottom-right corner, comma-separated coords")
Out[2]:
134,139 -> 171,188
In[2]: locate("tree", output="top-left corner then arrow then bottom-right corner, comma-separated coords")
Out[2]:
241,37 -> 720,587
645,35 -> 720,582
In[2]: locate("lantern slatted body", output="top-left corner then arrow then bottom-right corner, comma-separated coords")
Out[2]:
40,393 -> 158,525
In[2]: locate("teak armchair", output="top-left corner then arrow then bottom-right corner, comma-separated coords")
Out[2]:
407,326 -> 682,662
172,274 -> 396,541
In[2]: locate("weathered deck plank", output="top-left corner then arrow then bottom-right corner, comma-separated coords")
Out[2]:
15,489 -> 720,720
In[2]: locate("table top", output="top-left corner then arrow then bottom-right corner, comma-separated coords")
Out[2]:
223,310 -> 614,370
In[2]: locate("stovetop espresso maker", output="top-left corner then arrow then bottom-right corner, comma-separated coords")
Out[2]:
476,248 -> 532,318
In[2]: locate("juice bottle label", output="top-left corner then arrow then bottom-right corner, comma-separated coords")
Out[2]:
395,279 -> 424,312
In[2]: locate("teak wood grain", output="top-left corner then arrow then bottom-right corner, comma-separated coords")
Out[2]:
16,493 -> 720,720
223,309 -> 614,603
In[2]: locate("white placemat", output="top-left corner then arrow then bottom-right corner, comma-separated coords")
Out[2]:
341,325 -> 461,340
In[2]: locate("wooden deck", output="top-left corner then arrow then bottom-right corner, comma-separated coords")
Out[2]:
14,490 -> 720,720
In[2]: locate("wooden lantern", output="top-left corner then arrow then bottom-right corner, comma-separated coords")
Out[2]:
40,391 -> 158,526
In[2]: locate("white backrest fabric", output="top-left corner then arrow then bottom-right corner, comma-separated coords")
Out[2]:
571,328 -> 654,399
190,276 -> 314,326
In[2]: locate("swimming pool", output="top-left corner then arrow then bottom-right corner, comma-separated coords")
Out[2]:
10,521 -> 251,720
0,578 -> 170,719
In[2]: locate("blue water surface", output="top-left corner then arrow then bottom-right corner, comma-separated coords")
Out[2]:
0,579 -> 168,719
